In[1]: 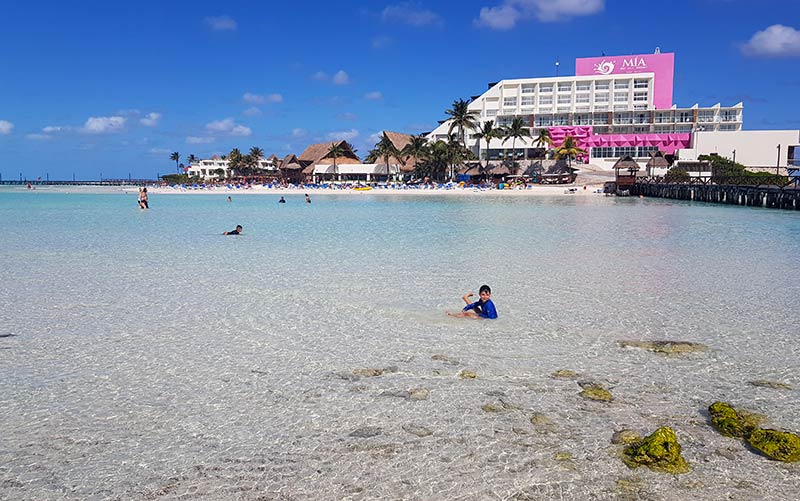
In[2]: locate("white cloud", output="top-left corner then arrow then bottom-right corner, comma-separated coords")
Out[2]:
333,70 -> 350,85
82,116 -> 126,134
476,0 -> 604,29
311,71 -> 329,81
243,107 -> 262,116
327,129 -> 359,141
140,112 -> 161,127
205,117 -> 252,136
742,24 -> 800,57
243,92 -> 283,104
149,147 -> 172,155
364,91 -> 384,100
292,128 -> 307,138
205,15 -> 237,31
367,132 -> 384,144
339,112 -> 359,121
187,136 -> 216,144
43,125 -> 69,133
0,120 -> 14,135
382,3 -> 441,26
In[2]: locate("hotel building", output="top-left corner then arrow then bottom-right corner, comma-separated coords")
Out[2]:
428,50 -> 798,171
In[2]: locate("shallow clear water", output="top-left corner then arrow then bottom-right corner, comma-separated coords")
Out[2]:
1,187 -> 799,499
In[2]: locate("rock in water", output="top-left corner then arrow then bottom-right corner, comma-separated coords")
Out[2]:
747,429 -> 800,462
349,427 -> 383,438
551,369 -> 580,379
623,426 -> 690,474
618,340 -> 708,354
708,402 -> 764,438
459,370 -> 477,379
402,423 -> 432,437
749,380 -> 793,390
408,388 -> 430,401
612,429 -> 643,445
353,368 -> 384,377
579,383 -> 613,402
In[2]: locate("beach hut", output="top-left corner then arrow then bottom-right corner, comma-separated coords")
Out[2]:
645,151 -> 670,177
540,159 -> 578,184
278,154 -> 306,184
613,155 -> 641,190
299,140 -> 361,182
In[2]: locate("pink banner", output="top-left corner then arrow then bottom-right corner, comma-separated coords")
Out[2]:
575,53 -> 674,110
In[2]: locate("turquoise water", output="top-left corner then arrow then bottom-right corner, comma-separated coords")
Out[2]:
1,187 -> 799,499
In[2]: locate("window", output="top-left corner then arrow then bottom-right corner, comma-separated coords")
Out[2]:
720,124 -> 738,131
594,93 -> 609,103
633,91 -> 648,102
614,113 -> 632,124
576,82 -> 590,92
539,84 -> 553,93
521,96 -> 534,106
655,125 -> 672,133
521,84 -> 535,94
557,83 -> 572,92
616,146 -> 636,157
637,146 -> 659,157
615,105 -> 630,111
634,113 -> 650,124
574,114 -> 591,125
614,80 -> 630,90
539,96 -> 553,105
503,97 -> 517,107
678,111 -> 693,123
557,95 -> 571,104
497,116 -> 514,127
634,79 -> 649,89
534,115 -> 553,127
614,92 -> 628,102
634,126 -> 651,133
576,95 -> 590,104
591,147 -> 614,158
595,81 -> 610,91
485,109 -> 498,117
675,124 -> 693,133
655,112 -> 673,124
593,114 -> 609,125
554,115 -> 570,125
698,111 -> 715,122
721,111 -> 739,122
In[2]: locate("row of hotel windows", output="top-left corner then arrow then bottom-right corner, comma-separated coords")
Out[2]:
489,111 -> 740,126
502,91 -> 648,107
592,146 -> 661,158
515,79 -> 650,94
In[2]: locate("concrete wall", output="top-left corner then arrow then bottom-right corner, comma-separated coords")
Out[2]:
689,130 -> 799,168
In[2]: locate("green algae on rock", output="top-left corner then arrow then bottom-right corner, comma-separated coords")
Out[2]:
747,428 -> 800,462
623,426 -> 690,474
708,401 -> 764,438
579,384 -> 613,402
554,452 -> 573,461
618,340 -> 708,354
459,370 -> 477,379
749,380 -> 793,390
551,369 -> 580,379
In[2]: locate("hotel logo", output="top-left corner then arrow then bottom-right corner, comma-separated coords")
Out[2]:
593,60 -> 615,75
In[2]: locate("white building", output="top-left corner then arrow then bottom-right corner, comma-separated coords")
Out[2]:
186,157 -> 278,179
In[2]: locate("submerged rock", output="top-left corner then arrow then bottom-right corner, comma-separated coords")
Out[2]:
431,354 -> 460,365
579,383 -> 613,402
551,369 -> 580,380
349,427 -> 383,438
708,401 -> 764,438
353,368 -> 385,377
408,388 -> 430,401
612,429 -> 643,445
747,428 -> 800,462
402,423 -> 432,437
459,370 -> 477,379
618,340 -> 708,354
530,413 -> 554,427
749,380 -> 793,391
623,426 -> 690,474
554,452 -> 573,461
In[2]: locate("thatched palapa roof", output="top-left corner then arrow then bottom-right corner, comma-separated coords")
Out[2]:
279,154 -> 303,170
382,131 -> 419,173
613,155 -> 641,173
299,141 -> 361,165
646,150 -> 669,169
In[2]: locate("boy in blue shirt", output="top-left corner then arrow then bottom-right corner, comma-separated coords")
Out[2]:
447,284 -> 498,319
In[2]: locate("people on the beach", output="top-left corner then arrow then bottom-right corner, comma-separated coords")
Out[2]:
227,196 -> 232,203
447,285 -> 498,319
223,225 -> 243,235
305,194 -> 311,204
138,187 -> 149,209
279,196 -> 286,203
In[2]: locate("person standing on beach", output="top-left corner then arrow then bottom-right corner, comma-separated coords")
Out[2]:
447,285 -> 498,319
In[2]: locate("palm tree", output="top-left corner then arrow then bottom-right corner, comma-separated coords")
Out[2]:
327,142 -> 345,182
445,99 -> 479,150
534,128 -> 553,155
186,154 -> 198,166
248,147 -> 265,177
473,120 -> 499,170
501,117 -> 530,171
554,136 -> 587,168
228,148 -> 244,178
372,135 -> 400,183
170,152 -> 180,173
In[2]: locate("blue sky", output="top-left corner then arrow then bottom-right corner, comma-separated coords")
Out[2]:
1,0 -> 799,180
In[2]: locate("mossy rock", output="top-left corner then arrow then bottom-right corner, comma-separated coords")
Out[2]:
708,401 -> 764,438
612,429 -> 643,445
551,369 -> 580,379
580,384 -> 613,402
618,340 -> 708,354
747,428 -> 800,462
554,452 -> 573,461
481,403 -> 507,413
750,380 -> 793,391
459,370 -> 477,379
623,426 -> 690,474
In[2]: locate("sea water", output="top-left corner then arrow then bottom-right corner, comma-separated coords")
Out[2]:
1,187 -> 799,499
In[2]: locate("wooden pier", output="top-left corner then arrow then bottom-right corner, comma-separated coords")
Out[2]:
631,178 -> 800,211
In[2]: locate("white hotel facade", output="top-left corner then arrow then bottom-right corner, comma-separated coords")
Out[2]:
428,51 -> 798,170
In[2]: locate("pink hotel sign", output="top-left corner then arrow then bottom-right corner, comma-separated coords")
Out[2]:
575,53 -> 675,110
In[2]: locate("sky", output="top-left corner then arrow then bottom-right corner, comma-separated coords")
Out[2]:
1,0 -> 799,180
